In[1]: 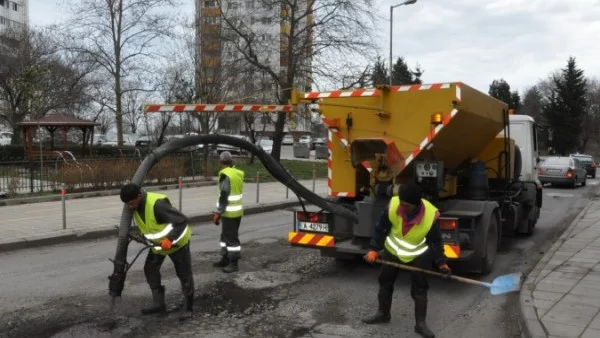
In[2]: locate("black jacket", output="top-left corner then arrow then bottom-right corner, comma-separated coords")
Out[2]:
369,202 -> 447,266
135,192 -> 189,242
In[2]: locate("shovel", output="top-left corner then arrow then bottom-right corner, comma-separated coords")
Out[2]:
376,259 -> 523,295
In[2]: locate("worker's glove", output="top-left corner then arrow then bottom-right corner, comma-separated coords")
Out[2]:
212,212 -> 221,226
438,263 -> 452,279
364,250 -> 379,264
160,238 -> 173,251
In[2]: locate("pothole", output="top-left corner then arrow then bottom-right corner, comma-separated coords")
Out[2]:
234,271 -> 301,289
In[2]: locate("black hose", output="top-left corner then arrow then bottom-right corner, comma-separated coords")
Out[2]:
108,134 -> 359,298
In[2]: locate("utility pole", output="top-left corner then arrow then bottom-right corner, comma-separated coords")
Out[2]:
390,0 -> 418,86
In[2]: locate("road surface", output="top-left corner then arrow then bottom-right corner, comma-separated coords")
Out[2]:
0,180 -> 596,338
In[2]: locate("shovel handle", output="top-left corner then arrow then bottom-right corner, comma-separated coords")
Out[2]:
375,259 -> 490,288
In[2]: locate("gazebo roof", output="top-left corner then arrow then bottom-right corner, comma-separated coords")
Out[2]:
18,114 -> 100,127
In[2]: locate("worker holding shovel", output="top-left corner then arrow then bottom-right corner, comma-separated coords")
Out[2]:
362,183 -> 450,338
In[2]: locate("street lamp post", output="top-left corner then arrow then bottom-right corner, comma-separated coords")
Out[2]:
389,0 -> 418,86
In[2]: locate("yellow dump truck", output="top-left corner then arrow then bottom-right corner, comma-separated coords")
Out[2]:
287,82 -> 543,275
140,81 -> 543,276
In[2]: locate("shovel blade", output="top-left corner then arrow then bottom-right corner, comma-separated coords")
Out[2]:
490,272 -> 523,295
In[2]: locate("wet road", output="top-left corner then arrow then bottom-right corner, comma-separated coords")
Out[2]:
0,180 -> 596,338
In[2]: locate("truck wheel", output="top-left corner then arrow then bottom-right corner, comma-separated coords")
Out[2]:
481,215 -> 498,276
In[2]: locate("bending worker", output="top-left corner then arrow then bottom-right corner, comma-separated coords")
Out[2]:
120,183 -> 194,320
212,151 -> 245,273
362,183 -> 451,338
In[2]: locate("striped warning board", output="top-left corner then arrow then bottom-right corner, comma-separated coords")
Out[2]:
443,244 -> 461,259
288,232 -> 335,247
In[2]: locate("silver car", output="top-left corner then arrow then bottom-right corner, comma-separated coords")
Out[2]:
538,156 -> 586,188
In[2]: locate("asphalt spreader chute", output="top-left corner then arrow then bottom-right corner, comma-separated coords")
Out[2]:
107,134 -> 359,303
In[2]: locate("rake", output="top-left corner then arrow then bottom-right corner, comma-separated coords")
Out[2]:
376,259 -> 523,295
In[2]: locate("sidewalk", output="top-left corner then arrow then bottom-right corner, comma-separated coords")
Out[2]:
0,179 -> 328,252
520,194 -> 600,337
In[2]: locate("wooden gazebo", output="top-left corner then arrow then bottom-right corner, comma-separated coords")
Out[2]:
18,114 -> 100,158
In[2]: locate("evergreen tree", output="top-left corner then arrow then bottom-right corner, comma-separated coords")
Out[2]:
391,57 -> 422,85
542,57 -> 588,155
370,55 -> 389,86
488,79 -> 521,110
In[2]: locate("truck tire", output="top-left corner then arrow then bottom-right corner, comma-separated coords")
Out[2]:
481,214 -> 499,276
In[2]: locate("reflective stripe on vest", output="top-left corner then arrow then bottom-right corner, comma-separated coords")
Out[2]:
384,197 -> 438,263
215,194 -> 244,211
217,166 -> 245,218
133,192 -> 192,255
152,225 -> 191,251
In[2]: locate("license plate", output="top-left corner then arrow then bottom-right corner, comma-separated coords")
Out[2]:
297,221 -> 329,233
547,169 -> 561,173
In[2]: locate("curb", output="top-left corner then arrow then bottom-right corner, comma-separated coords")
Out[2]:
0,199 -> 313,253
0,180 -> 216,207
518,200 -> 594,338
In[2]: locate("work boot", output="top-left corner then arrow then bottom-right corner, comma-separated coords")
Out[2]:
178,295 -> 194,321
141,286 -> 166,315
361,310 -> 391,324
222,259 -> 239,273
414,299 -> 435,338
213,255 -> 229,268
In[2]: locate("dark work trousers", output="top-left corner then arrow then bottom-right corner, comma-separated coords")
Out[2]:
377,248 -> 431,314
144,242 -> 195,297
219,216 -> 242,260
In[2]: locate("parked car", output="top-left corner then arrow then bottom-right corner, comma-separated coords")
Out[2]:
135,136 -> 155,148
298,135 -> 311,145
310,137 -> 326,150
102,133 -> 138,147
0,132 -> 13,146
256,138 -> 273,153
538,156 -> 587,188
282,134 -> 294,145
569,153 -> 597,178
216,134 -> 250,155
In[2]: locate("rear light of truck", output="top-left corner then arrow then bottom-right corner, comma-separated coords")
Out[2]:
592,162 -> 597,168
439,218 -> 457,230
567,169 -> 573,178
296,211 -> 327,223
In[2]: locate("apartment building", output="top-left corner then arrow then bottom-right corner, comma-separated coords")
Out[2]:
195,0 -> 313,136
0,0 -> 27,36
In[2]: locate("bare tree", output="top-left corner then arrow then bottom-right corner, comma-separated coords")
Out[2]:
0,28 -> 92,143
217,0 -> 378,160
58,0 -> 179,147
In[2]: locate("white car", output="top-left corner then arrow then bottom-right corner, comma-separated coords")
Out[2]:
282,134 -> 294,145
298,135 -> 311,145
256,139 -> 273,153
0,132 -> 12,146
102,133 -> 138,147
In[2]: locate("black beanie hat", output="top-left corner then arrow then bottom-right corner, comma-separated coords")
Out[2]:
399,183 -> 422,206
120,183 -> 141,203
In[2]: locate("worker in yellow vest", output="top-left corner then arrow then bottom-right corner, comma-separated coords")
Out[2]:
362,183 -> 451,338
212,151 -> 245,273
120,183 -> 194,320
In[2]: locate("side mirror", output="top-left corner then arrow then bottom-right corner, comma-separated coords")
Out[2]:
536,157 -> 541,164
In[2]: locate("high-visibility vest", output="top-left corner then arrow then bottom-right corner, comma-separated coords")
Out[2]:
133,192 -> 192,255
384,197 -> 438,263
217,166 -> 245,218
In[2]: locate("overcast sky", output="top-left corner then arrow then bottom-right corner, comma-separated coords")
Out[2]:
28,0 -> 600,95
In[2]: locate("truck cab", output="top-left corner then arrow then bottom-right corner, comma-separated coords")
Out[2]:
504,114 -> 540,183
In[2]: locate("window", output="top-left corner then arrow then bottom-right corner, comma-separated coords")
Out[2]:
204,1 -> 217,7
532,123 -> 538,152
13,2 -> 17,11
203,16 -> 219,24
0,16 -> 5,25
0,1 -> 4,7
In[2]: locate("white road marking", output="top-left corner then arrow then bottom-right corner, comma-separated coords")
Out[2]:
545,193 -> 575,198
587,181 -> 600,186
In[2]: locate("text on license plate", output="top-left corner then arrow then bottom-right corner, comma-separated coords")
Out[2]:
297,221 -> 329,233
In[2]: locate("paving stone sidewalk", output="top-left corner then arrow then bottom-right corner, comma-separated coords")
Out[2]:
0,179 -> 327,252
520,196 -> 600,338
